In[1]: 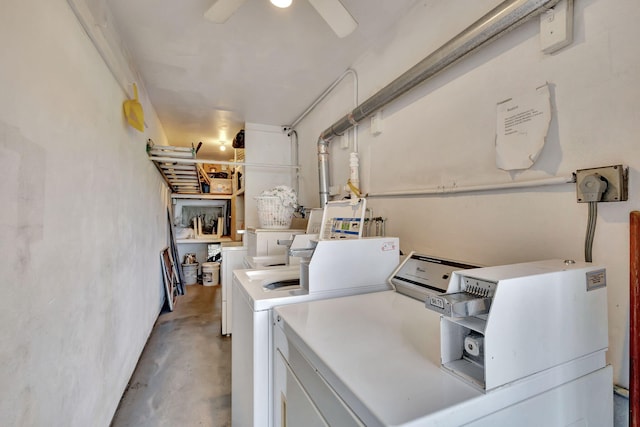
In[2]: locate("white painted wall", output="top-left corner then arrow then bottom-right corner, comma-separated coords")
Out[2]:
244,123 -> 295,228
294,0 -> 639,388
0,1 -> 170,425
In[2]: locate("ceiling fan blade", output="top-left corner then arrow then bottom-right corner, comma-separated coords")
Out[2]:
307,0 -> 358,38
204,0 -> 247,23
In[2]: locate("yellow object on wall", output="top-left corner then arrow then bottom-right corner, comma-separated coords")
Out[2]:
123,83 -> 144,132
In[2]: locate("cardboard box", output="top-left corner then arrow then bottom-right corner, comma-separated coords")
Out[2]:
209,178 -> 232,194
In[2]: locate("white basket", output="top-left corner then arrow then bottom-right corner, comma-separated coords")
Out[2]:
256,196 -> 295,229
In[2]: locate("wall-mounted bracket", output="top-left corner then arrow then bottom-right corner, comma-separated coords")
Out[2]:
370,111 -> 383,136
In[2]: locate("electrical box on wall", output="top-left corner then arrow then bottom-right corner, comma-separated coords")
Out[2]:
540,0 -> 573,54
575,165 -> 628,203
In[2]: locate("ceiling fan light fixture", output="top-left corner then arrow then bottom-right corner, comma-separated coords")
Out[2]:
270,0 -> 292,8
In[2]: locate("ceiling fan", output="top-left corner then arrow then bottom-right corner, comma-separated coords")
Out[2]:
204,0 -> 358,38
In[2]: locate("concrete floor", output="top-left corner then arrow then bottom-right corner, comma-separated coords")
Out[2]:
111,285 -> 231,427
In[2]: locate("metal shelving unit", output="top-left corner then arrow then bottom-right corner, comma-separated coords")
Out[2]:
147,142 -> 204,194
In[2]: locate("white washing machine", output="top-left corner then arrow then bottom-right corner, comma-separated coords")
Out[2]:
222,228 -> 306,337
243,228 -> 306,269
220,242 -> 247,336
231,237 -> 400,427
273,257 -> 613,426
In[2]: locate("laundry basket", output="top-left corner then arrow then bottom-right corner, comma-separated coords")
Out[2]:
256,196 -> 295,229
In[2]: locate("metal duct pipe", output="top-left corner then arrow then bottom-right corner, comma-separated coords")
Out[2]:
290,69 -> 358,203
318,137 -> 331,204
317,0 -> 561,205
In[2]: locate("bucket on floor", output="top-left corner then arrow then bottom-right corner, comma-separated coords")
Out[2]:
202,262 -> 220,286
182,263 -> 199,285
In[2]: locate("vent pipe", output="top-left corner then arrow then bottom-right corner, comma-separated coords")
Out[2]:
317,0 -> 560,205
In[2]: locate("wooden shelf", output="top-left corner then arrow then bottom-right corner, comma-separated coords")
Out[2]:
152,146 -> 245,243
171,193 -> 232,200
176,236 -> 232,244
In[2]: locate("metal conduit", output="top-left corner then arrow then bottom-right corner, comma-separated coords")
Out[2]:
290,68 -> 358,130
148,156 -> 299,169
317,0 -> 561,205
367,176 -> 574,198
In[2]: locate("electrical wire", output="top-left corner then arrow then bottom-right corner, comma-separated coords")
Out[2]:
585,201 -> 598,262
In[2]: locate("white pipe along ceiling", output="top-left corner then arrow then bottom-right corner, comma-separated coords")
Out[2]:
316,0 -> 562,206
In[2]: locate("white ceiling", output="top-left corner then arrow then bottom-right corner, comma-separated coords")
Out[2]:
103,0 -> 421,160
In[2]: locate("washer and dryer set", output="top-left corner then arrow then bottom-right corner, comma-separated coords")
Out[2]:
228,200 -> 613,427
